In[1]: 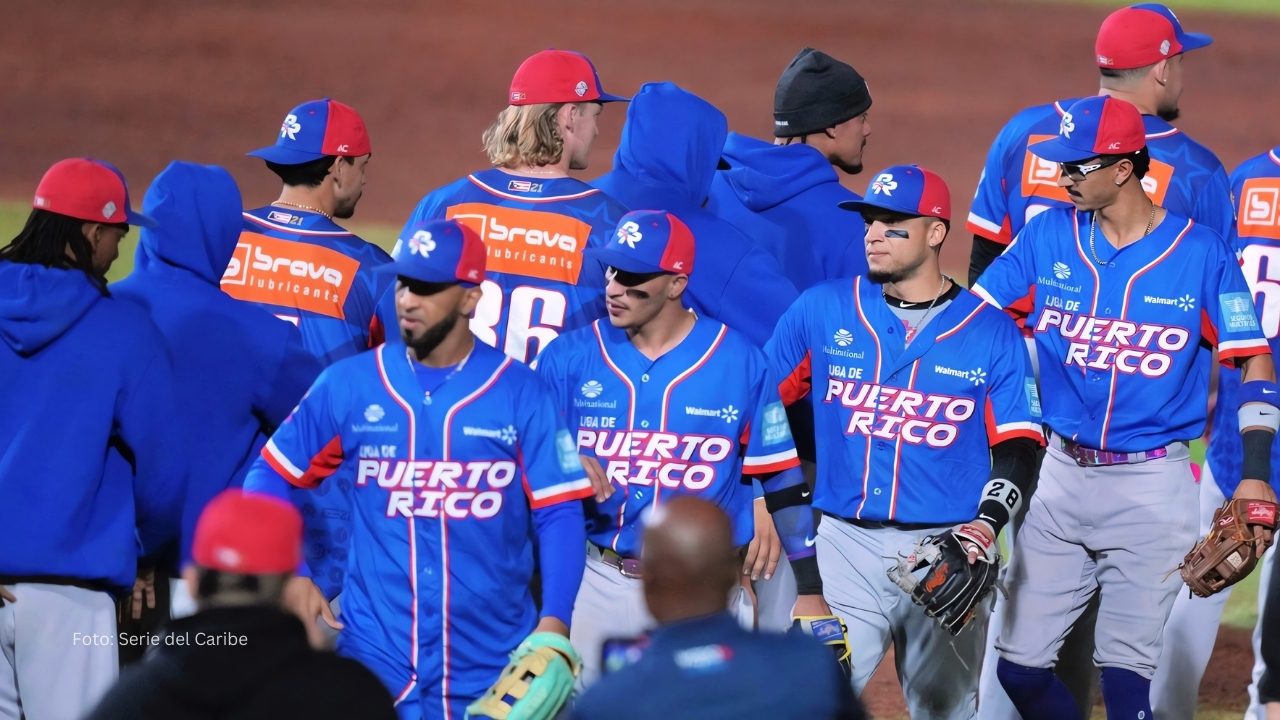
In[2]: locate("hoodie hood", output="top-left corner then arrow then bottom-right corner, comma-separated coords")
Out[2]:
610,82 -> 728,206
0,262 -> 102,355
134,161 -> 243,284
718,131 -> 839,211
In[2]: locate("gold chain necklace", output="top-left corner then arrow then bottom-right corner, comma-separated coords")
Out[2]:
271,200 -> 333,220
1088,204 -> 1156,265
888,275 -> 950,343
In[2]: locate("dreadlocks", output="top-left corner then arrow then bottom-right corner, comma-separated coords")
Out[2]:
0,210 -> 116,295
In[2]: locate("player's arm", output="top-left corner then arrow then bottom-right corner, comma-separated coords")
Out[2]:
765,290 -> 817,407
968,235 -> 1008,289
971,223 -> 1039,320
966,128 -> 1020,282
519,377 -> 593,635
534,337 -> 610,503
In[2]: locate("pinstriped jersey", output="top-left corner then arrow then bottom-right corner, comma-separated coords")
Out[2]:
256,340 -> 589,708
1208,147 -> 1280,493
974,207 -> 1269,452
967,98 -> 1234,245
402,169 -> 628,363
537,316 -> 799,554
766,278 -> 1043,525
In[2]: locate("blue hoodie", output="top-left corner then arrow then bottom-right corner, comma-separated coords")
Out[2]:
708,132 -> 869,291
112,162 -> 321,566
592,82 -> 798,347
0,258 -> 185,593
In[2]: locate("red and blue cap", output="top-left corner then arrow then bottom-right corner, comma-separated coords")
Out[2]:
380,219 -> 487,286
509,50 -> 628,106
192,490 -> 302,575
587,210 -> 696,275
247,98 -> 371,165
1029,96 -> 1145,163
1096,3 -> 1212,70
32,158 -> 155,228
840,164 -> 951,221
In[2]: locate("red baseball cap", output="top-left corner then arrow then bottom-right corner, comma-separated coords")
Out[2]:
248,98 -> 371,165
508,50 -> 629,106
1029,96 -> 1146,162
192,490 -> 302,575
841,164 -> 952,222
32,158 -> 155,228
380,219 -> 487,286
1096,3 -> 1212,70
587,210 -> 696,275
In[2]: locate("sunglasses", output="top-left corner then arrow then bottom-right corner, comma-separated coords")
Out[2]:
605,266 -> 667,288
398,276 -> 458,296
1058,156 -> 1125,182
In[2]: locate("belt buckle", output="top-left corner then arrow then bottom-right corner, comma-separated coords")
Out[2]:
618,558 -> 643,580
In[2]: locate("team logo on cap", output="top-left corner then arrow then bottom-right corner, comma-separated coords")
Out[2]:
1059,112 -> 1075,139
1159,39 -> 1171,56
102,201 -> 117,219
871,174 -> 897,196
408,230 -> 436,259
280,113 -> 301,141
616,221 -> 642,248
574,80 -> 588,97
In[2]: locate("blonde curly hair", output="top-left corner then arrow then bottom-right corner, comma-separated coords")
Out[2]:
482,103 -> 567,168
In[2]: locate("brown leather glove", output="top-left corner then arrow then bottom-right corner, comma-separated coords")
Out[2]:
1180,499 -> 1277,597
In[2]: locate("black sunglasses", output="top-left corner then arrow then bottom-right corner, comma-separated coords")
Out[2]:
397,276 -> 458,296
606,266 -> 668,287
1059,155 -> 1125,182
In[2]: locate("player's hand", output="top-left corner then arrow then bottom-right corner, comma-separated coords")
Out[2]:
791,593 -> 831,618
130,565 -> 157,621
744,497 -> 782,581
953,520 -> 998,565
1233,478 -> 1278,553
0,586 -> 14,606
284,576 -> 343,648
579,454 -> 614,502
533,615 -> 570,638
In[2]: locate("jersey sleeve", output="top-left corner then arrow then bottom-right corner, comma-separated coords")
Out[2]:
741,355 -> 802,475
517,374 -> 591,509
966,123 -> 1019,245
981,314 -> 1046,446
971,222 -> 1038,312
766,291 -> 816,406
1204,238 -> 1270,366
259,369 -> 346,489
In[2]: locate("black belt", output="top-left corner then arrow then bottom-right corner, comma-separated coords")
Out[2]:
0,575 -> 117,594
590,545 -> 643,579
825,514 -> 951,533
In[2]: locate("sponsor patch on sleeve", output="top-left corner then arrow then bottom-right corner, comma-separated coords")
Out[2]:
1024,379 -> 1042,418
1221,292 -> 1261,332
761,401 -> 792,445
556,429 -> 581,474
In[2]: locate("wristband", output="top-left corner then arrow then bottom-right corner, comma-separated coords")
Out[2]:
1242,428 -> 1275,485
975,478 -> 1023,536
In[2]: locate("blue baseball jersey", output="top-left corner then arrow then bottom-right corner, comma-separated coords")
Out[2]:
402,169 -> 629,363
223,205 -> 394,598
974,208 -> 1269,452
1207,147 -> 1280,493
766,278 -> 1043,524
967,98 -> 1234,246
536,317 -> 799,555
251,341 -> 590,719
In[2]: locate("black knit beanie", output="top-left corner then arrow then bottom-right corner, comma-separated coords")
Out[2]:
773,48 -> 872,138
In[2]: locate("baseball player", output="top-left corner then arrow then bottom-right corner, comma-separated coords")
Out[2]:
244,219 -> 590,720
226,98 -> 393,599
535,210 -> 828,686
971,95 -> 1276,720
1153,144 -> 1280,719
1,159 -> 185,719
399,49 -> 629,365
766,164 -> 1044,718
708,47 -> 872,292
967,3 -> 1231,287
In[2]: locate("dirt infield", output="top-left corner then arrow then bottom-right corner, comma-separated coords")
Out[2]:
4,0 -> 1277,713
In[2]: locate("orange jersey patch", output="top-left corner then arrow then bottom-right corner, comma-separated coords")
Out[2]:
447,203 -> 590,284
221,232 -> 359,319
1237,178 -> 1280,240
1020,134 -> 1173,206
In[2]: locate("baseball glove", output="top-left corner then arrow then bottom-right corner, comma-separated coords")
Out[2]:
465,632 -> 582,720
888,523 -> 999,636
791,615 -> 853,679
1180,498 -> 1277,598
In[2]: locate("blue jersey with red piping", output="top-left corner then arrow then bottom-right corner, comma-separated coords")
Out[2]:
246,340 -> 590,720
401,169 -> 628,363
1207,147 -> 1280,494
536,316 -> 800,555
766,278 -> 1043,524
967,98 -> 1234,245
974,208 -> 1269,452
223,205 -> 394,598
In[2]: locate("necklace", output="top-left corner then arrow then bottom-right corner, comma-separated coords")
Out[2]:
271,200 -> 333,220
406,345 -> 473,405
887,275 -> 950,343
1088,204 -> 1156,265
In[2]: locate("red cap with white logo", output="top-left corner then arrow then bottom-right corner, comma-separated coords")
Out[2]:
508,50 -> 629,106
192,490 -> 302,575
32,158 -> 155,227
248,98 -> 371,165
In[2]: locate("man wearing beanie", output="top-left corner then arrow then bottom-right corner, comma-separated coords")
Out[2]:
87,490 -> 396,720
708,47 -> 873,292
